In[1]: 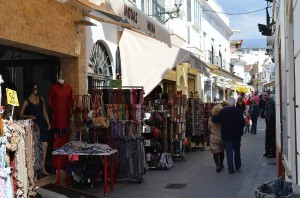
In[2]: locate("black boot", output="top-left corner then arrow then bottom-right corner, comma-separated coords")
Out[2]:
213,153 -> 221,172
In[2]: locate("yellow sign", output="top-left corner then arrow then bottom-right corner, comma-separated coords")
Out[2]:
6,88 -> 19,106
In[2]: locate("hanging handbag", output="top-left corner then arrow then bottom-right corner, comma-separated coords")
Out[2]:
92,94 -> 109,128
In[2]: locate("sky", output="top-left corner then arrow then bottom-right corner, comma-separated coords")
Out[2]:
216,0 -> 268,47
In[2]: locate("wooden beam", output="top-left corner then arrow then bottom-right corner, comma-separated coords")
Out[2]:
86,14 -> 134,29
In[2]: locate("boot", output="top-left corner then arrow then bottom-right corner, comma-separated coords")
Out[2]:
219,152 -> 225,170
213,153 -> 221,172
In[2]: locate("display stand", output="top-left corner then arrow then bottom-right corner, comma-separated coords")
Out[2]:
54,150 -> 117,196
143,107 -> 170,170
90,86 -> 145,183
187,95 -> 205,151
170,92 -> 187,161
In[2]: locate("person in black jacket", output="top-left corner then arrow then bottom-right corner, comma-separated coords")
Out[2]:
212,97 -> 245,174
263,91 -> 276,158
249,98 -> 259,134
236,96 -> 246,114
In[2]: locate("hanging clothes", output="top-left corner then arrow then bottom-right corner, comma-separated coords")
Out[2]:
0,136 -> 13,198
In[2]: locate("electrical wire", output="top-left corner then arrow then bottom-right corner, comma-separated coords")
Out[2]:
203,6 -> 271,15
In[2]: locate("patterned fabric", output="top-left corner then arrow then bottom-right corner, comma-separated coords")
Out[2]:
24,123 -> 36,197
0,136 -> 13,198
33,126 -> 43,178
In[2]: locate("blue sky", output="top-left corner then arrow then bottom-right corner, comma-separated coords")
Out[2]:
217,0 -> 268,42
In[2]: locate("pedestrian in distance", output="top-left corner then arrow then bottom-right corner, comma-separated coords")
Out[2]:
208,105 -> 225,172
250,98 -> 259,134
263,91 -> 276,158
236,96 -> 246,114
244,111 -> 251,134
212,97 -> 245,174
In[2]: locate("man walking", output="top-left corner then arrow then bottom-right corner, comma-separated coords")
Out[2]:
263,91 -> 276,158
212,98 -> 245,174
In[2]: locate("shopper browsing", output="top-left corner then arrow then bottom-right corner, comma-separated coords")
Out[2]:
208,105 -> 224,172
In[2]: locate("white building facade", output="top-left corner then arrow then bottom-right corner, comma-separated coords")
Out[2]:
268,0 -> 300,184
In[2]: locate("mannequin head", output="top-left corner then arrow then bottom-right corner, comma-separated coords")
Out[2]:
58,70 -> 64,84
28,82 -> 38,97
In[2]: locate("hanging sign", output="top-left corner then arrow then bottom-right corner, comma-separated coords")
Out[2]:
110,80 -> 122,89
6,88 -> 19,106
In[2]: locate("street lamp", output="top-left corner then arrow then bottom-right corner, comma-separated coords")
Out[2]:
153,0 -> 182,24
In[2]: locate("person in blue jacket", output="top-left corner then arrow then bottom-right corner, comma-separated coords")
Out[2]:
212,97 -> 245,174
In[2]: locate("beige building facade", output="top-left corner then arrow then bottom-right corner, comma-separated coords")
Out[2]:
0,0 -> 87,98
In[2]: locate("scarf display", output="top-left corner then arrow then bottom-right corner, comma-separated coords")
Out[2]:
0,120 -> 37,198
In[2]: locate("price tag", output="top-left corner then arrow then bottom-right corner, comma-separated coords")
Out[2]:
6,88 -> 19,106
68,154 -> 79,161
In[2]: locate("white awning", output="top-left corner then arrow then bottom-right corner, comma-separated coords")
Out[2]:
119,29 -> 209,96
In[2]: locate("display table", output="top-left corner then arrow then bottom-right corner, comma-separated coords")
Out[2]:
53,150 -> 118,196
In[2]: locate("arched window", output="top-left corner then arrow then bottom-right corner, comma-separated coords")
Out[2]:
88,41 -> 112,77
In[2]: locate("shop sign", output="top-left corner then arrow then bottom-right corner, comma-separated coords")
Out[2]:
124,4 -> 138,24
110,80 -> 122,89
6,88 -> 19,106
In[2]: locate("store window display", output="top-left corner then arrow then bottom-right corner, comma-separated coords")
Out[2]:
19,83 -> 51,176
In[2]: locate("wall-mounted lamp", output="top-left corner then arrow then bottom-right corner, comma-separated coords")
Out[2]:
151,0 -> 182,24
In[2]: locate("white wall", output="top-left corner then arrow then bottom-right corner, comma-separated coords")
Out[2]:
86,10 -> 119,78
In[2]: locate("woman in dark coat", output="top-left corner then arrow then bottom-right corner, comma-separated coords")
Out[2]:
236,96 -> 246,114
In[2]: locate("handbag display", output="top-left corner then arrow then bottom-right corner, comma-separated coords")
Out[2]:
91,95 -> 109,128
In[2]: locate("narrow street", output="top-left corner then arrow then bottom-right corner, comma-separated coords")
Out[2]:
66,117 -> 276,198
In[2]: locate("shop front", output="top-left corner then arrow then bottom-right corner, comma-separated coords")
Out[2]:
0,1 -> 88,196
0,0 -> 87,98
208,63 -> 244,101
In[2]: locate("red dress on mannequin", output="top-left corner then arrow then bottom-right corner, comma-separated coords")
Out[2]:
48,83 -> 74,129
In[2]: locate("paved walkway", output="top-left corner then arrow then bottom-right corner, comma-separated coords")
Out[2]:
70,117 -> 277,198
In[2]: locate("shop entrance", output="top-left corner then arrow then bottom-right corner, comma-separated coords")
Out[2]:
0,45 -> 59,118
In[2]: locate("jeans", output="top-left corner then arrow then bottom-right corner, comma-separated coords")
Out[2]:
251,119 -> 257,134
224,137 -> 241,173
265,120 -> 276,155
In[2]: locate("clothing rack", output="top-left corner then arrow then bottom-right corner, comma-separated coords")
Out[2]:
89,86 -> 145,182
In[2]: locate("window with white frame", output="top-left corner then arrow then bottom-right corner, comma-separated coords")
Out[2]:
187,0 -> 191,22
194,0 -> 201,27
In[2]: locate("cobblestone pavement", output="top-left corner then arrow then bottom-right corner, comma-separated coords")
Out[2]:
74,117 -> 276,198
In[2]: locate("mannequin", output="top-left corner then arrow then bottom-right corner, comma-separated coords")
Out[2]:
19,83 -> 51,176
48,72 -> 74,129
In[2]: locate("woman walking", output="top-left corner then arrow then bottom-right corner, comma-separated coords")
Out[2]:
208,105 -> 224,172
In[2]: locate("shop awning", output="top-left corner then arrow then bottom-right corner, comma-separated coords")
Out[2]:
234,83 -> 253,93
209,64 -> 243,83
119,29 -> 210,96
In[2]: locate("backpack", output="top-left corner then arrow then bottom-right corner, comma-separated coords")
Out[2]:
157,153 -> 173,170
